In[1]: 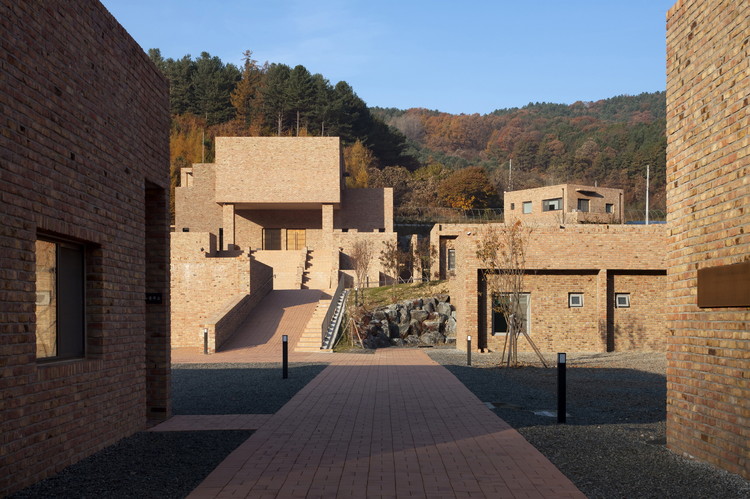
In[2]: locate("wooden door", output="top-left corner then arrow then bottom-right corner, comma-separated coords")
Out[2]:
286,229 -> 306,250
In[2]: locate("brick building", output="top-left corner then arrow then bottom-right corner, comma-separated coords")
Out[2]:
504,183 -> 625,225
0,0 -> 170,495
172,136 -> 396,350
666,0 -> 749,479
431,222 -> 668,353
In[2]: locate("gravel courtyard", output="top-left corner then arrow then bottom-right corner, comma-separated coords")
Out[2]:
10,351 -> 750,498
428,349 -> 750,499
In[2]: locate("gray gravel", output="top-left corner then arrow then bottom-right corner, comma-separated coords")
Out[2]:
428,349 -> 750,499
10,362 -> 327,499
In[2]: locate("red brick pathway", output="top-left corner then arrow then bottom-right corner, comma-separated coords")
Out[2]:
187,349 -> 584,498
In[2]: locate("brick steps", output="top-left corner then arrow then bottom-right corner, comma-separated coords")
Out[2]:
295,299 -> 332,352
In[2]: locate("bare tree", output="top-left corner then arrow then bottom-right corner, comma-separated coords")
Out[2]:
475,220 -> 547,367
379,240 -> 404,300
350,239 -> 373,306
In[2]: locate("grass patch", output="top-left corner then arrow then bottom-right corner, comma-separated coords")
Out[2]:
352,280 -> 449,310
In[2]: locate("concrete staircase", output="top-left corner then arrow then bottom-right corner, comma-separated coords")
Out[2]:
295,297 -> 332,352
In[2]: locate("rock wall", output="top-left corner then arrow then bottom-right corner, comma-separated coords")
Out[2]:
359,295 -> 456,349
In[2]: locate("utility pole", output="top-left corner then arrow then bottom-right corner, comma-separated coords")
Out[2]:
645,164 -> 650,225
508,158 -> 513,191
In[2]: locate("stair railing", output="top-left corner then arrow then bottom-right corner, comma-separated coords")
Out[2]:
321,276 -> 346,346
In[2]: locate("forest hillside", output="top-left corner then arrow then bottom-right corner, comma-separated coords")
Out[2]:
149,49 -> 666,222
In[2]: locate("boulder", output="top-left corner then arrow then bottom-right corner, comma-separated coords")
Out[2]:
385,305 -> 399,322
408,319 -> 423,335
405,335 -> 421,346
436,294 -> 450,303
410,309 -> 429,322
391,338 -> 405,347
398,322 -> 411,338
445,316 -> 457,336
420,331 -> 445,345
372,310 -> 387,321
387,322 -> 400,339
422,319 -> 442,333
436,302 -> 452,317
423,299 -> 436,313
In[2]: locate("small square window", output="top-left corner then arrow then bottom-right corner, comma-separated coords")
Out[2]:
569,293 -> 584,307
605,203 -> 614,214
577,199 -> 590,212
615,293 -> 630,308
522,201 -> 532,214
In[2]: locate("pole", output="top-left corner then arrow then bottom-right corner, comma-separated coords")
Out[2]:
467,335 -> 472,366
282,335 -> 289,379
203,328 -> 208,355
557,352 -> 567,424
508,158 -> 512,191
645,164 -> 650,225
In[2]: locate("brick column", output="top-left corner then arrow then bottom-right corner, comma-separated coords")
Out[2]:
222,203 -> 235,250
596,268 -> 609,351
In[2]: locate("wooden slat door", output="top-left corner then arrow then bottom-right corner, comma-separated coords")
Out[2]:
286,229 -> 306,250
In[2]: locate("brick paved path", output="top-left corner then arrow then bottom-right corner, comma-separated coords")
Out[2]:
186,349 -> 584,498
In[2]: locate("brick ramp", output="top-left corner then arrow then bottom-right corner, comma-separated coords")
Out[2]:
172,289 -> 323,364
187,349 -> 584,498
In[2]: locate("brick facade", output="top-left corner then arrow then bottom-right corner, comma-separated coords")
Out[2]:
666,0 -> 749,479
432,223 -> 667,353
505,184 -> 624,225
0,1 -> 170,494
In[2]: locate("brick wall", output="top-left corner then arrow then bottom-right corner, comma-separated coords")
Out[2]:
505,184 -> 624,224
666,0 -> 749,478
0,0 -> 170,494
335,188 -> 394,232
175,163 -> 222,233
214,137 -> 342,204
438,223 -> 667,353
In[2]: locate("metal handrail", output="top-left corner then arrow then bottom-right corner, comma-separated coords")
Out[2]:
321,276 -> 346,345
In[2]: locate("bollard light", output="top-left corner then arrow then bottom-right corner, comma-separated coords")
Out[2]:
203,328 -> 209,355
557,352 -> 567,424
282,335 -> 289,379
467,335 -> 472,366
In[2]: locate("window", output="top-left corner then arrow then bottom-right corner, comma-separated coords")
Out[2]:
577,198 -> 590,212
615,293 -> 630,308
568,293 -> 584,307
606,203 -> 614,214
542,198 -> 562,211
492,293 -> 530,335
35,238 -> 85,360
522,201 -> 532,214
510,203 -> 515,210
263,228 -> 282,250
447,248 -> 456,271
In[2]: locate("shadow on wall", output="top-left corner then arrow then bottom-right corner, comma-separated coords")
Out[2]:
601,317 -> 649,352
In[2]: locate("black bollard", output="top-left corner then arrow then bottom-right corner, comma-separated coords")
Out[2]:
203,328 -> 208,355
282,335 -> 289,379
467,335 -> 472,366
557,352 -> 566,423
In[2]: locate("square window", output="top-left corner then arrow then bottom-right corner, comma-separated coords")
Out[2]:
492,293 -> 530,335
542,198 -> 562,211
605,203 -> 614,214
577,198 -> 590,212
35,237 -> 85,360
569,293 -> 584,307
447,248 -> 456,271
615,293 -> 630,308
522,201 -> 532,214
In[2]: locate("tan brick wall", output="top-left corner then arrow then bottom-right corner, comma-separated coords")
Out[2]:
175,163 -> 222,233
436,223 -> 667,353
505,184 -> 624,224
335,231 -> 399,285
335,188 -> 394,232
214,137 -> 342,204
235,209 -> 324,250
666,0 -> 750,478
0,0 -> 170,494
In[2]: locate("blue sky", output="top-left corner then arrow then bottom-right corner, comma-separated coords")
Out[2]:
101,0 -> 676,115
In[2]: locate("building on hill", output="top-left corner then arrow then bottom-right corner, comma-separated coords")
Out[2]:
0,0 -> 171,495
504,183 -> 625,225
172,136 -> 397,351
665,0 -> 749,480
430,222 -> 668,353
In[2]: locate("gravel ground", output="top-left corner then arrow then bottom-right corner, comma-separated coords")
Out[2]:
428,348 -> 750,499
10,362 -> 327,499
